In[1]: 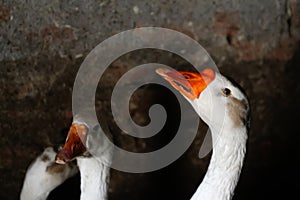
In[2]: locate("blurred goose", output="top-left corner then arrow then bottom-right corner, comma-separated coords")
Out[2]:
56,116 -> 112,200
20,147 -> 78,200
156,68 -> 250,200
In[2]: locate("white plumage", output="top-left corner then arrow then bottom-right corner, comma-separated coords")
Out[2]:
20,147 -> 78,200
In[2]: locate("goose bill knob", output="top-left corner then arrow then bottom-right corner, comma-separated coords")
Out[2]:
55,124 -> 88,164
155,68 -> 215,100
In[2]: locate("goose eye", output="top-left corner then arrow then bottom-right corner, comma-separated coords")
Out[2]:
222,88 -> 231,96
93,125 -> 100,131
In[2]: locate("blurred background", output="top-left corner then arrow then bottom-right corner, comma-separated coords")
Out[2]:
0,0 -> 299,199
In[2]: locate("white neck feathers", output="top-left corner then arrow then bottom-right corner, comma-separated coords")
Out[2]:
191,125 -> 247,200
77,156 -> 110,200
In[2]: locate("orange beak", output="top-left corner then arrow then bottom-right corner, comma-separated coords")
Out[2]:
156,68 -> 215,100
56,124 -> 88,164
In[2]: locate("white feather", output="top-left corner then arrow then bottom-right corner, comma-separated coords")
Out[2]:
20,147 -> 78,200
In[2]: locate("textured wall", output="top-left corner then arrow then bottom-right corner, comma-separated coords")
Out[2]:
0,0 -> 299,199
1,0 -> 299,62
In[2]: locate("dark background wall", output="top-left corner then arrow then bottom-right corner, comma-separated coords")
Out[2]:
0,0 -> 299,199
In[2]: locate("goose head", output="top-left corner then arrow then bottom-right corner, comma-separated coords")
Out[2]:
55,115 -> 112,164
156,68 -> 249,131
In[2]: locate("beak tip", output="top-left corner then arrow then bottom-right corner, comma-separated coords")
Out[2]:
55,149 -> 71,164
55,158 -> 66,165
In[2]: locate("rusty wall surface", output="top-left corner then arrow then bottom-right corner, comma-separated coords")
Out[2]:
0,0 -> 300,200
1,0 -> 299,62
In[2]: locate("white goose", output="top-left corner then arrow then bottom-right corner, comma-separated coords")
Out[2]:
156,68 -> 250,200
55,116 -> 112,200
20,147 -> 78,200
